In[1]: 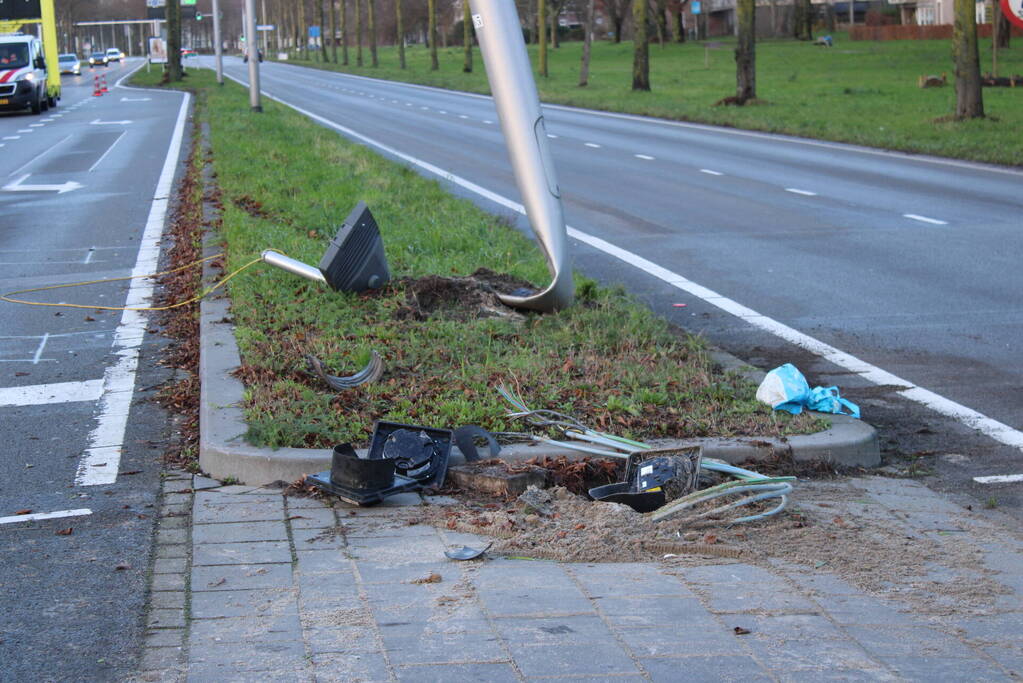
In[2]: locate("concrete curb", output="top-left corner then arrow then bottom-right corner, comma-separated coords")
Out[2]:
194,143 -> 879,487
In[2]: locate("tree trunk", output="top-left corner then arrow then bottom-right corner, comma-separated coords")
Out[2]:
995,8 -> 1010,48
341,0 -> 349,65
579,0 -> 595,85
396,0 -> 405,69
299,0 -> 308,59
804,0 -> 814,40
167,0 -> 182,81
319,0 -> 327,62
673,3 -> 685,42
551,11 -> 559,49
632,0 -> 650,90
368,0 -> 377,66
330,0 -> 338,62
355,0 -> 363,66
654,0 -> 667,47
953,0 -> 984,118
463,0 -> 472,72
539,0 -> 548,77
735,0 -> 755,103
612,14 -> 623,43
428,0 -> 438,70
528,0 -> 537,43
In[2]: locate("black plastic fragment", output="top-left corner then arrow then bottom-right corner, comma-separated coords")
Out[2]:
451,425 -> 501,463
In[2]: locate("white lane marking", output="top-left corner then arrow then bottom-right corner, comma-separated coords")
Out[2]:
2,174 -> 83,194
238,79 -> 1023,457
2,136 -> 20,140
41,118 -> 54,122
585,142 -> 601,148
17,129 -> 34,133
459,114 -> 469,119
635,154 -> 655,160
88,130 -> 127,172
405,102 -> 413,106
9,135 -> 70,176
0,379 -> 103,407
0,508 -> 92,526
32,333 -> 49,364
483,120 -> 493,124
0,144 -> 4,148
439,109 -> 447,114
904,213 -> 948,225
120,97 -> 151,102
76,91 -> 191,487
90,119 -> 133,125
420,106 -> 428,110
786,188 -> 817,196
700,169 -> 723,175
29,123 -> 44,127
973,474 -> 1023,484
84,247 -> 95,264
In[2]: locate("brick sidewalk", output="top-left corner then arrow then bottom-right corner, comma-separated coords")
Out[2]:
137,473 -> 1022,682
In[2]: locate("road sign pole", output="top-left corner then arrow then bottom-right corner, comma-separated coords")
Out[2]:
244,0 -> 261,111
212,0 -> 223,85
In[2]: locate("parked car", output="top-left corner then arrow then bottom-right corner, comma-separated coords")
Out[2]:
105,47 -> 122,62
180,47 -> 196,58
88,52 -> 108,67
58,53 -> 81,75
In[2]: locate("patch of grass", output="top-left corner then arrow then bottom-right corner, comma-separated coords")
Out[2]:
280,34 -> 1023,165
132,67 -> 824,449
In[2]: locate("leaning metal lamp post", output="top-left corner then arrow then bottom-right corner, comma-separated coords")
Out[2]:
469,0 -> 573,312
244,0 -> 262,111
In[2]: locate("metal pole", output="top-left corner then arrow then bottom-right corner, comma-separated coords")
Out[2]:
261,0 -> 269,54
244,0 -> 262,111
212,0 -> 224,84
468,0 -> 573,312
261,251 -> 327,285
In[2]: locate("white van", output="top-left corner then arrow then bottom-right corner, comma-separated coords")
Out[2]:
0,34 -> 51,115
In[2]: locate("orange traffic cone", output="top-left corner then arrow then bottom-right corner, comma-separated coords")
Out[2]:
100,74 -> 109,93
93,75 -> 103,97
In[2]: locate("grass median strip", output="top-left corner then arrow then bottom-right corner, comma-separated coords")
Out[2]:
279,34 -> 1023,166
133,67 -> 823,449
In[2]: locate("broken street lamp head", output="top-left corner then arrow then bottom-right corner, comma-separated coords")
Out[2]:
261,201 -> 391,292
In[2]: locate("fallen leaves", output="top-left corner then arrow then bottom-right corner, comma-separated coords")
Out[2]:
14,509 -> 32,516
411,572 -> 442,584
55,527 -> 73,536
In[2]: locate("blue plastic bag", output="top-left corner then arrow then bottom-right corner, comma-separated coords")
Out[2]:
755,363 -> 860,418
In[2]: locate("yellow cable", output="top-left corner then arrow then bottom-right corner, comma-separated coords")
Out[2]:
0,253 -> 270,312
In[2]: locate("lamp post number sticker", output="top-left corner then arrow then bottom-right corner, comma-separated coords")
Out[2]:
472,13 -> 484,29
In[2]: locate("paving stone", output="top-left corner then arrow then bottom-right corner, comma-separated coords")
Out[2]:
478,586 -> 594,618
291,526 -> 346,550
745,613 -> 848,641
192,520 -> 287,544
189,588 -> 298,620
878,655 -> 1009,681
193,499 -> 285,524
568,563 -> 694,598
193,540 -> 292,566
156,527 -> 188,546
304,625 -> 380,655
285,496 -> 337,510
189,613 -> 303,645
158,515 -> 189,530
156,543 -> 188,560
163,479 -> 192,494
384,620 -> 506,666
186,668 -> 309,683
192,475 -> 222,490
493,614 -> 614,645
594,596 -> 708,629
144,628 -> 185,648
192,563 -> 293,592
149,591 -> 186,611
743,636 -> 881,672
296,571 -> 361,609
153,557 -> 188,575
212,484 -> 282,496
161,503 -> 191,517
151,572 -> 186,592
295,549 -> 352,575
187,639 -> 307,673
981,644 -> 1023,676
286,505 -> 337,529
779,570 -> 864,597
641,655 -> 772,682
617,622 -> 739,656
309,652 -> 392,683
474,559 -> 577,591
507,641 -> 639,678
354,558 -> 452,585
811,593 -> 918,627
147,608 -> 186,629
194,490 -> 281,506
140,646 -> 184,672
964,613 -> 1023,645
683,564 -> 816,612
775,669 -> 896,682
163,493 -> 192,507
396,662 -> 519,682
843,624 -> 979,659
346,521 -> 440,541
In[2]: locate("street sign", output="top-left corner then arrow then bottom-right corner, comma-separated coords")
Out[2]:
692,1 -> 701,14
256,24 -> 275,31
308,25 -> 321,38
1001,0 -> 1023,29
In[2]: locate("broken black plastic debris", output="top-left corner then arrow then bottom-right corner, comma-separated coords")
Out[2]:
451,425 -> 501,463
589,447 -> 702,513
369,421 -> 452,489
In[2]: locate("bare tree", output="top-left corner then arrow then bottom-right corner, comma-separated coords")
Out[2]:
549,0 -> 566,47
299,0 -> 309,58
579,0 -> 595,85
342,0 -> 349,64
653,0 -> 667,46
539,0 -> 548,76
167,0 -> 183,81
952,0 -> 984,118
368,0 -> 377,66
428,0 -> 438,70
356,0 -> 363,66
994,1 -> 1010,49
605,0 -> 627,42
734,0 -> 755,103
462,0 -> 472,72
330,0 -> 338,62
319,0 -> 327,61
396,0 -> 406,68
632,0 -> 649,90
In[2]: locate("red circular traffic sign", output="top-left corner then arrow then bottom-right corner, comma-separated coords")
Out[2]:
1001,0 -> 1023,30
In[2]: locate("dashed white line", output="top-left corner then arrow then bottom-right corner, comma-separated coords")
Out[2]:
0,508 -> 92,526
0,379 -> 103,407
29,123 -> 44,127
635,154 -> 655,160
420,106 -> 428,110
17,129 -> 33,133
4,136 -> 21,140
547,134 -> 557,139
700,169 -> 723,176
483,120 -> 493,124
973,474 -> 1023,484
89,130 -> 127,172
584,142 -> 601,148
439,110 -> 447,114
785,188 -> 817,196
904,213 -> 948,225
459,114 -> 469,119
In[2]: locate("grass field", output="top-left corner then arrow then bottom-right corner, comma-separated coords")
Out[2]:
131,67 -> 823,449
280,33 -> 1023,166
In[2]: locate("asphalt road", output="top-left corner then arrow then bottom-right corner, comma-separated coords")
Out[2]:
0,59 -> 188,681
211,56 -> 1023,514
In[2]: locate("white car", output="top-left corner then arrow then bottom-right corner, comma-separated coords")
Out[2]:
58,53 -> 80,75
105,47 -> 122,63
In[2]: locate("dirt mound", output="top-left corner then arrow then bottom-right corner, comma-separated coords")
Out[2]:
393,270 -> 534,322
